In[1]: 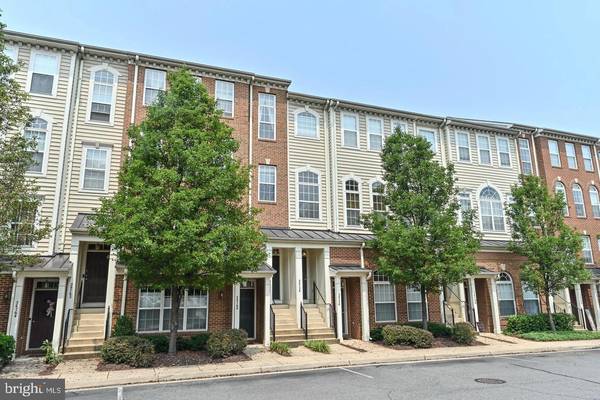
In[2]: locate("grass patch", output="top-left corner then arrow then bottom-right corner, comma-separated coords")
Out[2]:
269,341 -> 291,356
304,340 -> 330,353
518,331 -> 600,341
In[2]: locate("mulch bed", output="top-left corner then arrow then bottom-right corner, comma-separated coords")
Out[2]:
97,351 -> 249,371
38,364 -> 58,375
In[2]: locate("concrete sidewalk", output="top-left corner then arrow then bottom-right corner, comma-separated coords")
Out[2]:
5,334 -> 600,390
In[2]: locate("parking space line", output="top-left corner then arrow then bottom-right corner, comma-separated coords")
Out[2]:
339,367 -> 374,379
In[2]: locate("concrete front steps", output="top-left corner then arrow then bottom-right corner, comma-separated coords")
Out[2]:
271,304 -> 337,345
63,308 -> 105,359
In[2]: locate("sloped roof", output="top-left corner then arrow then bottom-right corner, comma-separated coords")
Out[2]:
0,254 -> 71,271
70,213 -> 95,233
261,228 -> 373,243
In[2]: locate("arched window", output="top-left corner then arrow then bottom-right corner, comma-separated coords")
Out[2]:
572,183 -> 585,217
345,179 -> 361,226
496,272 -> 516,317
589,186 -> 600,218
298,170 -> 319,219
371,181 -> 385,212
479,187 -> 505,232
554,181 -> 568,216
24,117 -> 48,173
90,69 -> 116,122
296,111 -> 317,138
522,284 -> 540,315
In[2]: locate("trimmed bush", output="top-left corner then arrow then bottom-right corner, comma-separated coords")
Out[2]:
405,322 -> 453,338
452,322 -> 476,345
370,327 -> 384,342
304,340 -> 330,353
504,313 -> 575,334
189,333 -> 211,351
270,341 -> 291,356
101,336 -> 155,368
519,331 -> 600,341
206,329 -> 247,358
145,335 -> 169,353
112,315 -> 135,337
0,335 -> 15,367
382,325 -> 433,348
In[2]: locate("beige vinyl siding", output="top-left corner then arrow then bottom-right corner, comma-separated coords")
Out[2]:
10,45 -> 75,255
61,58 -> 128,252
446,127 -> 520,241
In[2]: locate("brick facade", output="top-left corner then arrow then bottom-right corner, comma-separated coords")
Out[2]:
0,275 -> 13,334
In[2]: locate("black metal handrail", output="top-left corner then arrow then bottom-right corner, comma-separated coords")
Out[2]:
270,304 -> 276,342
313,281 -> 335,329
104,305 -> 111,340
61,308 -> 71,354
300,303 -> 308,340
329,303 -> 337,332
443,301 -> 455,326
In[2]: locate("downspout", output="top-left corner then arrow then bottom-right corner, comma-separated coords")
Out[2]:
248,76 -> 255,209
441,118 -> 450,167
330,100 -> 340,231
360,242 -> 371,279
323,99 -> 332,229
130,55 -> 139,125
6,271 -> 17,335
439,118 -> 448,166
593,140 -> 600,181
120,271 -> 127,316
530,129 -> 541,176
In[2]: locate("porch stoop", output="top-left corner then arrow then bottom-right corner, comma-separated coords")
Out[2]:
63,308 -> 105,359
272,304 -> 337,345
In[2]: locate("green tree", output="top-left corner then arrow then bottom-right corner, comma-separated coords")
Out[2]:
364,129 -> 480,330
508,174 -> 589,331
0,15 -> 50,265
91,69 -> 266,353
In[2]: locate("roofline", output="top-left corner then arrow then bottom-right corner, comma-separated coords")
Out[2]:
445,118 -> 517,136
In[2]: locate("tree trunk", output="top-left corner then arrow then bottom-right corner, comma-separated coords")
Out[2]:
168,286 -> 182,354
546,292 -> 556,332
420,286 -> 429,331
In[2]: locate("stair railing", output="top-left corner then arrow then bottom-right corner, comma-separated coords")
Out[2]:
313,281 -> 335,329
442,301 -> 455,327
270,304 -> 276,342
300,303 -> 308,340
104,305 -> 111,340
61,308 -> 72,354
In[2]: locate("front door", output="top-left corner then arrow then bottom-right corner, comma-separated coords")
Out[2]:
82,250 -> 109,306
240,281 -> 255,339
28,282 -> 58,350
272,253 -> 281,302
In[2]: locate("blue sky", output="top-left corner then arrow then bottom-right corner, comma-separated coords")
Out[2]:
4,1 -> 600,134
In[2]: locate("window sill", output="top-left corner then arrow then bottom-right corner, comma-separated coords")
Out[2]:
85,120 -> 115,127
79,188 -> 109,195
220,115 -> 234,120
28,91 -> 57,99
341,145 -> 361,151
258,200 -> 277,205
294,134 -> 320,141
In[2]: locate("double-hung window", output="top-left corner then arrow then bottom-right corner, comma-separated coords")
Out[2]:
345,179 -> 361,226
522,285 -> 540,315
258,165 -> 276,202
342,114 -> 358,148
367,118 -> 383,151
406,286 -> 423,321
496,137 -> 511,167
5,45 -> 18,65
554,182 -> 568,216
298,170 -> 319,219
296,111 -> 318,138
258,93 -> 276,140
391,120 -> 408,135
582,145 -> 594,172
418,129 -> 436,152
548,140 -> 561,167
518,138 -> 533,175
496,272 -> 516,317
476,135 -> 491,165
373,272 -> 396,323
371,181 -> 385,212
456,132 -> 470,162
215,80 -> 234,117
582,235 -> 593,264
90,69 -> 116,123
143,69 -> 166,105
138,288 -> 208,333
565,143 -> 577,169
572,184 -> 585,217
458,192 -> 472,221
479,187 -> 505,231
29,51 -> 59,95
589,186 -> 600,218
9,200 -> 38,247
82,147 -> 109,192
24,117 -> 49,173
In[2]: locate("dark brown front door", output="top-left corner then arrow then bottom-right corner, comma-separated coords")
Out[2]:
82,251 -> 109,304
28,289 -> 58,349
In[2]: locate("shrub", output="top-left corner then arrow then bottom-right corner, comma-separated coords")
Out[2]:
145,335 -> 169,353
519,331 -> 600,341
0,335 -> 15,367
206,329 -> 247,358
112,315 -> 135,337
40,340 -> 63,365
270,341 -> 291,356
452,322 -> 476,345
382,325 -> 433,348
405,322 -> 453,338
504,313 -> 575,334
176,336 -> 191,351
370,327 -> 383,341
101,336 -> 155,368
189,333 -> 211,351
304,340 -> 330,353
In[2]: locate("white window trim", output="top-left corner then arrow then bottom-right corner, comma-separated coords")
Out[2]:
522,285 -> 540,315
136,288 -> 209,333
565,143 -> 578,169
341,112 -> 360,149
496,272 -> 516,317
555,181 -> 569,217
572,183 -> 586,218
367,117 -> 384,152
391,120 -> 408,136
142,68 -> 166,106
548,140 -> 561,167
457,191 -> 472,223
518,138 -> 533,175
24,111 -> 53,177
455,131 -> 471,163
258,164 -> 277,203
496,136 -> 512,168
79,145 -> 112,193
373,274 -> 397,323
406,285 -> 425,322
258,93 -> 276,140
417,127 -> 437,153
590,185 -> 600,218
343,175 -> 362,228
215,80 -> 235,118
476,134 -> 492,165
294,107 -> 320,139
10,198 -> 43,250
582,145 -> 594,172
477,184 -> 506,233
85,64 -> 120,126
26,49 -> 61,97
369,177 -> 385,212
296,166 -> 322,221
582,235 -> 594,264
5,44 -> 18,65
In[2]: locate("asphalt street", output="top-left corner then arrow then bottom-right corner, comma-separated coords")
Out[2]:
67,349 -> 600,400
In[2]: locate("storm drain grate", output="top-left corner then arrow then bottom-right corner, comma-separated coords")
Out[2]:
475,378 -> 506,384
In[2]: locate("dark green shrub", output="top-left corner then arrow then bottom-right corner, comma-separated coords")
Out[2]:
452,322 -> 476,345
405,322 -> 453,338
189,333 -> 210,351
270,341 -> 291,356
176,336 -> 191,351
112,315 -> 135,337
382,325 -> 433,348
0,335 -> 15,367
304,340 -> 330,353
41,340 -> 63,365
206,329 -> 248,358
504,313 -> 575,334
101,336 -> 154,368
145,335 -> 169,353
370,327 -> 383,341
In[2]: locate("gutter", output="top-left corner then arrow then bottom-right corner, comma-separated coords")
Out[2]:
323,99 -> 332,229
248,76 -> 255,209
330,100 -> 340,231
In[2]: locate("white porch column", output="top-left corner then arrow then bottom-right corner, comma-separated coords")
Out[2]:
334,275 -> 343,341
103,247 -> 118,339
294,247 -> 303,328
69,238 -> 81,308
232,283 -> 240,329
488,278 -> 501,334
360,275 -> 370,341
458,281 -> 467,322
563,288 -> 573,315
264,276 -> 272,346
323,247 -> 331,324
467,278 -> 479,329
439,290 -> 445,324
549,294 -> 556,313
574,284 -> 585,327
52,276 -> 68,351
8,276 -> 24,338
591,283 -> 600,331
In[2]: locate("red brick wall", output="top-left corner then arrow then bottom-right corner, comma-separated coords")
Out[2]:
0,274 -> 13,334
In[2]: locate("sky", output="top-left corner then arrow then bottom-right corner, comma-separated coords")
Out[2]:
3,1 -> 600,135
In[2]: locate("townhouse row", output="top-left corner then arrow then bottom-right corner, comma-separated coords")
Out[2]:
1,31 -> 599,357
